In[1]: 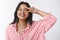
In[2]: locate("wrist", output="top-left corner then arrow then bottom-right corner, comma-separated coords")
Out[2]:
36,9 -> 41,14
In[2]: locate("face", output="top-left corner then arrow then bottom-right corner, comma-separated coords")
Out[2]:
17,4 -> 30,20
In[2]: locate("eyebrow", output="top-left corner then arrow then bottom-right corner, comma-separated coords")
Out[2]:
18,7 -> 29,11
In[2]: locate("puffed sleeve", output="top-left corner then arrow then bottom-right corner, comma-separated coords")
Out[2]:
42,13 -> 57,33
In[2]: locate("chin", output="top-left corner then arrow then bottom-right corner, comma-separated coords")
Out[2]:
18,15 -> 28,20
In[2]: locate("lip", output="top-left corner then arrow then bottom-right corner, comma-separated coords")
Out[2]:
19,14 -> 25,17
18,12 -> 26,17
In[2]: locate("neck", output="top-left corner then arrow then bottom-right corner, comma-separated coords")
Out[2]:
17,19 -> 27,28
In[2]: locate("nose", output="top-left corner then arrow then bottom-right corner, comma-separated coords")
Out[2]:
21,10 -> 25,14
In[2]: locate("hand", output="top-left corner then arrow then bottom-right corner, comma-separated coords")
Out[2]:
25,7 -> 39,14
26,7 -> 48,17
30,7 -> 39,14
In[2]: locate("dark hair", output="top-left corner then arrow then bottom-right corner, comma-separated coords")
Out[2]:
11,1 -> 33,25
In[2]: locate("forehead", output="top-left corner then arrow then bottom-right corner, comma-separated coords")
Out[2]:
19,4 -> 28,8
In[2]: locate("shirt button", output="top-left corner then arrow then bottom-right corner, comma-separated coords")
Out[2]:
20,36 -> 23,40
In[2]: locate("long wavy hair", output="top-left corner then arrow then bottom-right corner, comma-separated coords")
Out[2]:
10,1 -> 33,25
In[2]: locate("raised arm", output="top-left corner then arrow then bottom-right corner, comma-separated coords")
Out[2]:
30,7 -> 57,33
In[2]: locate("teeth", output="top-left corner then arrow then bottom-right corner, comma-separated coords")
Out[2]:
20,14 -> 25,17
19,13 -> 25,17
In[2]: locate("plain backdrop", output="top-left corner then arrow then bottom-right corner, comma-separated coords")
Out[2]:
0,0 -> 60,40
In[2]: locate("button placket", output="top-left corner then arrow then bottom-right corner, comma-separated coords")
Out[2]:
20,34 -> 24,40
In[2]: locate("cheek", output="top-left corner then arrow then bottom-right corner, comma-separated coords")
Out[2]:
25,12 -> 29,17
17,11 -> 20,17
17,11 -> 20,14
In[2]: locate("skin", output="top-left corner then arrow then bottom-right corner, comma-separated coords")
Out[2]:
16,4 -> 48,34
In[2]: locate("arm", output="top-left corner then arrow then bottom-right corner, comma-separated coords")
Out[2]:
30,7 -> 57,33
30,7 -> 48,17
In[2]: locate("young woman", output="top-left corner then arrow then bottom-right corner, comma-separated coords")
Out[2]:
6,1 -> 57,40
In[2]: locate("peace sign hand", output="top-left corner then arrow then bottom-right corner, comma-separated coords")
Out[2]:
25,7 -> 39,14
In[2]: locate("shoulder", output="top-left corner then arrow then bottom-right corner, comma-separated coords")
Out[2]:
6,23 -> 16,31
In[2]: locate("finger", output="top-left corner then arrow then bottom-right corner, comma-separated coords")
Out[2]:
25,7 -> 31,12
32,7 -> 37,10
25,7 -> 31,10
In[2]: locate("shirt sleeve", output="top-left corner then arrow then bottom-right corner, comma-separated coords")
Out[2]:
34,13 -> 57,33
6,25 -> 10,40
42,13 -> 57,33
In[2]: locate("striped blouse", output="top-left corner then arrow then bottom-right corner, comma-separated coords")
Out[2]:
6,13 -> 57,40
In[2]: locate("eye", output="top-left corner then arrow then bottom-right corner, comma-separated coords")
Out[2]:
19,8 -> 22,11
26,9 -> 29,11
25,8 -> 29,11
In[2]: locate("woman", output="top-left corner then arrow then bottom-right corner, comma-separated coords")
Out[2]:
6,1 -> 57,40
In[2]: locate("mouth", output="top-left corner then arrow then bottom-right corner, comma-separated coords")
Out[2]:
19,14 -> 25,17
21,14 -> 25,17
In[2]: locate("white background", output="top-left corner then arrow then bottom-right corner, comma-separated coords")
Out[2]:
0,0 -> 60,40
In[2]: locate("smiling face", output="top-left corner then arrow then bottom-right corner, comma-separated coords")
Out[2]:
17,4 -> 30,20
